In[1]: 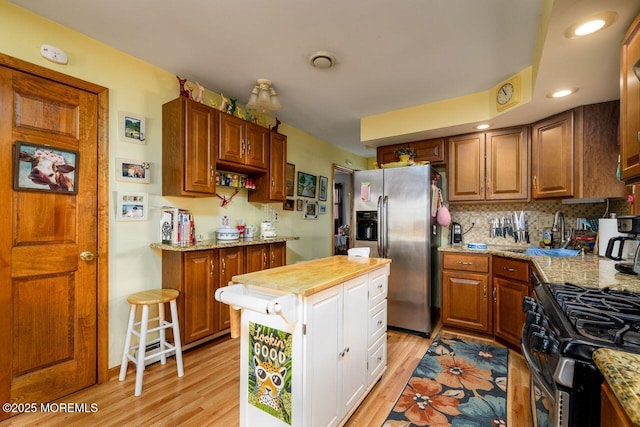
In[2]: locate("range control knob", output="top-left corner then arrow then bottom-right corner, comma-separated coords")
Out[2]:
523,296 -> 537,312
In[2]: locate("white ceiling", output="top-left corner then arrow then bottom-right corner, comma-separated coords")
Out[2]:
8,0 -> 640,157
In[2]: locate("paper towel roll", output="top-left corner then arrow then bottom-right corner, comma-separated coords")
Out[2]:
598,218 -> 620,257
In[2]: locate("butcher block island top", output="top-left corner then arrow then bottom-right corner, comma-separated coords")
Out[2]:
231,255 -> 392,296
150,236 -> 299,251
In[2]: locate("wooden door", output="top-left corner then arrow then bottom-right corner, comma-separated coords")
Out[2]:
245,122 -> 268,170
485,127 -> 529,201
448,133 -> 485,201
183,250 -> 217,344
246,244 -> 268,273
217,247 -> 245,332
531,111 -> 574,199
0,68 -> 98,410
620,14 -> 640,182
218,112 -> 245,165
441,271 -> 490,333
269,242 -> 286,268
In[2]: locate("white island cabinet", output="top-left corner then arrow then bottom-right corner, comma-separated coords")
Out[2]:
215,256 -> 390,427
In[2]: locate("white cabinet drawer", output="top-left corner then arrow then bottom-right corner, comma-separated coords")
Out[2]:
368,300 -> 387,346
368,267 -> 388,308
367,334 -> 386,386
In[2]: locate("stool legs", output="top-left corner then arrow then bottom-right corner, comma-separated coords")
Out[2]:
119,304 -> 137,382
134,304 -> 149,396
158,302 -> 167,365
170,299 -> 184,377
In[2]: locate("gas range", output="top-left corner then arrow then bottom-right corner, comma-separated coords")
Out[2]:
522,277 -> 640,427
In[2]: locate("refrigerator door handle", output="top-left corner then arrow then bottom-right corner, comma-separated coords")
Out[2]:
377,195 -> 383,257
383,195 -> 389,258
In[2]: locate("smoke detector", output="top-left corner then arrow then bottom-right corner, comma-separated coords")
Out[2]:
309,51 -> 336,69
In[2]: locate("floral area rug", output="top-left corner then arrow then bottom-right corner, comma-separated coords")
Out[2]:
382,334 -> 509,427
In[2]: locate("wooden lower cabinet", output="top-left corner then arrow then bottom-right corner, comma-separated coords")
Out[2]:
162,243 -> 286,347
601,381 -> 634,427
441,253 -> 531,346
441,253 -> 491,333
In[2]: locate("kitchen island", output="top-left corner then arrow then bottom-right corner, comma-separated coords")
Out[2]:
216,255 -> 391,427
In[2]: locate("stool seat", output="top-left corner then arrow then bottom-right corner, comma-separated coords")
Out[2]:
119,288 -> 184,396
127,289 -> 179,305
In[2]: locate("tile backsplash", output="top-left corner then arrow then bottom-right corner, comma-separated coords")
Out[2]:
448,199 -> 628,247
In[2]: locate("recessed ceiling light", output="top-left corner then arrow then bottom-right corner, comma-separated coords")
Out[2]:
565,11 -> 617,39
548,88 -> 577,98
475,124 -> 491,130
309,51 -> 337,69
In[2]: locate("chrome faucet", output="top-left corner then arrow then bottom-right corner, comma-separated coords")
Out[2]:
552,211 -> 571,249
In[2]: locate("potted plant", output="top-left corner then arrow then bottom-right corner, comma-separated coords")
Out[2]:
393,146 -> 416,163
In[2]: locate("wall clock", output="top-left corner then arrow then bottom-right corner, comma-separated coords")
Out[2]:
495,75 -> 521,112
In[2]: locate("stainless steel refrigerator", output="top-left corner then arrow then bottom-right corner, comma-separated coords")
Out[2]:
353,165 -> 438,336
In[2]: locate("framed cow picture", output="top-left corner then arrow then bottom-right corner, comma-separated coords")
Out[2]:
13,141 -> 78,194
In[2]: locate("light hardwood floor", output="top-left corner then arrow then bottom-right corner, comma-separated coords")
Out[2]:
0,322 -> 532,426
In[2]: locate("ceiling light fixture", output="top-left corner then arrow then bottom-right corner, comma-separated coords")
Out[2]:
475,123 -> 491,130
548,88 -> 578,98
565,11 -> 617,39
309,51 -> 337,69
246,79 -> 281,112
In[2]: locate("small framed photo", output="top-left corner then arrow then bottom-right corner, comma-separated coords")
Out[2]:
286,163 -> 295,197
119,111 -> 146,144
318,176 -> 328,201
303,200 -> 318,220
283,199 -> 294,211
14,141 -> 78,194
115,158 -> 150,183
319,204 -> 327,214
116,191 -> 148,221
297,171 -> 317,198
296,199 -> 303,211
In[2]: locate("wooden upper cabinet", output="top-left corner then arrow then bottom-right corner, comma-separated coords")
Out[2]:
448,133 -> 486,201
620,13 -> 640,183
218,112 -> 268,172
485,127 -> 529,201
162,97 -> 217,196
376,138 -> 445,166
248,131 -> 287,203
531,110 -> 574,199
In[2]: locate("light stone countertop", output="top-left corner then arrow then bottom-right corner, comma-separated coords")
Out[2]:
593,348 -> 640,426
150,236 -> 299,251
231,255 -> 392,296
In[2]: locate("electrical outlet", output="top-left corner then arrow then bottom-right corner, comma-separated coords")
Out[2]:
274,211 -> 279,222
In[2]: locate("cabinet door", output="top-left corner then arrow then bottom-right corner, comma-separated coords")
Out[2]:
493,276 -> 528,347
246,244 -> 268,273
304,285 -> 342,427
269,242 -> 286,268
620,15 -> 640,183
448,133 -> 485,201
531,111 -> 574,199
185,101 -> 217,193
376,138 -> 445,166
245,122 -> 269,169
219,112 -> 245,165
183,250 -> 217,344
341,275 -> 369,413
216,247 -> 245,332
269,132 -> 287,201
486,127 -> 529,201
441,270 -> 490,333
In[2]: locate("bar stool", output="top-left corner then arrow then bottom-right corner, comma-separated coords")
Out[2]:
119,289 -> 184,396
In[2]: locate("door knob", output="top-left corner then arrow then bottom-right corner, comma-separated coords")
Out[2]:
80,251 -> 95,261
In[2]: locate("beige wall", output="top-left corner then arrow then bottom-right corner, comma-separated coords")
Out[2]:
0,1 -> 368,367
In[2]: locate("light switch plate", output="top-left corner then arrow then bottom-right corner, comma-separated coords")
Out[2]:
40,44 -> 68,64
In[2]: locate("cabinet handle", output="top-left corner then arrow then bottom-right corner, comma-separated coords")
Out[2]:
377,356 -> 383,363
483,285 -> 487,298
532,175 -> 537,190
263,252 -> 267,268
271,251 -> 275,264
377,283 -> 383,290
271,177 -> 275,188
241,140 -> 245,155
338,350 -> 344,358
493,287 -> 497,302
210,260 -> 214,277
377,320 -> 383,327
222,259 -> 226,274
503,267 -> 517,272
247,141 -> 251,154
210,165 -> 214,178
344,347 -> 350,354
457,261 -> 474,265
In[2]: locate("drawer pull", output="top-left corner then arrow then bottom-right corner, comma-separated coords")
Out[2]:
457,261 -> 474,265
493,287 -> 497,302
377,356 -> 383,363
378,284 -> 383,290
377,320 -> 383,327
503,267 -> 517,272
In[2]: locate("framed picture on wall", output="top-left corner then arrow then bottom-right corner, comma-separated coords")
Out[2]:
116,191 -> 148,221
296,199 -> 303,211
303,200 -> 318,219
119,111 -> 146,144
286,163 -> 295,197
13,141 -> 78,194
115,158 -> 150,183
318,176 -> 328,201
283,199 -> 294,211
297,171 -> 317,198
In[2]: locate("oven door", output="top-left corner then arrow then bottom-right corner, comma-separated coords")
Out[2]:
522,336 -> 556,427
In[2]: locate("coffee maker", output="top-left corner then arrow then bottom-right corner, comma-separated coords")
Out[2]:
450,222 -> 462,244
605,216 -> 640,274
